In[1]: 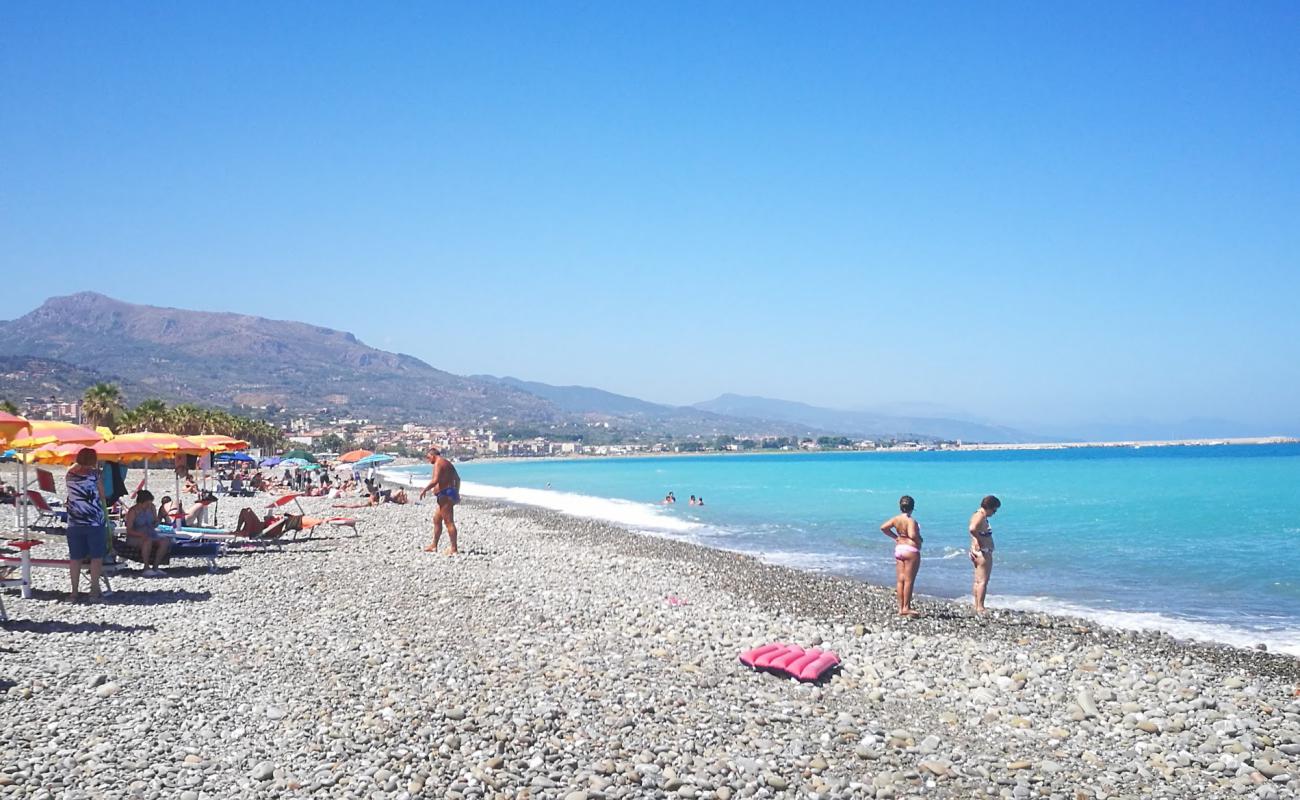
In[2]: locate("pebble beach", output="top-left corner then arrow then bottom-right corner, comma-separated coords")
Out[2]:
2,491 -> 1299,800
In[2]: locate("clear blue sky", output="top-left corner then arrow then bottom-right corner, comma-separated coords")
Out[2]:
3,2 -> 1298,433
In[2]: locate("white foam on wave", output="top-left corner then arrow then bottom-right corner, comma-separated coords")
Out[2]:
378,469 -> 703,533
992,594 -> 1300,657
464,480 -> 704,534
760,551 -> 872,572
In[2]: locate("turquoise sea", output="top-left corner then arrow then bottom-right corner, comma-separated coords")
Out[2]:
386,444 -> 1300,655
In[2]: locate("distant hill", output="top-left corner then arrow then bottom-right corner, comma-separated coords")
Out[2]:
693,394 -> 1036,443
476,376 -> 820,437
0,293 -> 1038,442
0,293 -> 560,424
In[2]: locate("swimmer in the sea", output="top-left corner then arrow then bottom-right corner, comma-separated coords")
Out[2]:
880,495 -> 922,616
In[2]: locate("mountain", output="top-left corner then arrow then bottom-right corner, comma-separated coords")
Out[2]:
0,356 -> 150,405
693,394 -> 1036,443
0,293 -> 559,424
476,376 -> 820,437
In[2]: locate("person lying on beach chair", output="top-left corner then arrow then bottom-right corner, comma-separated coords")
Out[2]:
233,507 -> 281,537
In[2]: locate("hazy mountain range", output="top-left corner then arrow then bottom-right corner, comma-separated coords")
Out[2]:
5,293 -> 1260,444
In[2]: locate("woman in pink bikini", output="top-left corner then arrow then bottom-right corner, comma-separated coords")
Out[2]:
880,495 -> 922,616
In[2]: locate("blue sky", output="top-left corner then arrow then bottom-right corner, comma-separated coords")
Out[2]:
3,2 -> 1298,433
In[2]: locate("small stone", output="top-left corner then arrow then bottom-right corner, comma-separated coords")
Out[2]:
86,674 -> 107,688
564,792 -> 588,800
446,707 -> 466,720
266,706 -> 287,720
1077,690 -> 1099,719
764,773 -> 788,790
251,762 -> 274,781
95,683 -> 120,698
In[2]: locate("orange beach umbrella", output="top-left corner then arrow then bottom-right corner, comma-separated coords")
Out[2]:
0,411 -> 30,444
33,439 -> 164,465
339,449 -> 373,463
6,420 -> 103,450
110,431 -> 209,456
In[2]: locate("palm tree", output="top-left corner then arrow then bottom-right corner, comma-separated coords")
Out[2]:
0,398 -> 18,415
82,383 -> 124,428
131,399 -> 168,431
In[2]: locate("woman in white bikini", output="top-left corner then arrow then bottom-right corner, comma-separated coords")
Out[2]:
969,495 -> 1001,614
880,495 -> 922,616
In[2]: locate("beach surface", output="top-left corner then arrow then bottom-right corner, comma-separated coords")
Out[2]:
2,491 -> 1299,799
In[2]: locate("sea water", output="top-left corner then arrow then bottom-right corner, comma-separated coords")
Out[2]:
385,444 -> 1300,655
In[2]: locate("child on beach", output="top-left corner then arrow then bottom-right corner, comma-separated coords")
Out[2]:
880,495 -> 922,616
969,495 -> 1001,614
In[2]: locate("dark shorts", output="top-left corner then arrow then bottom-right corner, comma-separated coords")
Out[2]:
436,487 -> 460,505
66,524 -> 108,561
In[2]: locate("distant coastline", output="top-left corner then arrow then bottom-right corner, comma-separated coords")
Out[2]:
419,434 -> 1299,465
955,435 -> 1298,451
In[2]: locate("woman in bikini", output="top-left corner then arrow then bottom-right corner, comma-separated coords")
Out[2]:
969,494 -> 1001,614
880,495 -> 922,616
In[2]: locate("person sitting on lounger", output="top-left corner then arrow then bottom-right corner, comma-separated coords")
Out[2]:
124,489 -> 170,577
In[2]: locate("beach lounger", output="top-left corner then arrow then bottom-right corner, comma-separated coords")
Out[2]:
113,535 -> 224,573
35,468 -> 60,496
290,515 -> 359,541
25,491 -> 67,528
0,539 -> 117,599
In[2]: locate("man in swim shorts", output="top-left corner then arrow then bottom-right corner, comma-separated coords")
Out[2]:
419,447 -> 461,555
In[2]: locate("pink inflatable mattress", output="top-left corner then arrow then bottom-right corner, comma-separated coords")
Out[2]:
739,643 -> 840,682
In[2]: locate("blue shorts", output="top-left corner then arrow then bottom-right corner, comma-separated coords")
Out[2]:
66,524 -> 108,561
436,487 -> 460,504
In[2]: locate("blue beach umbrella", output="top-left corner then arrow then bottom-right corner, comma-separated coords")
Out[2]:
216,452 -> 255,463
260,456 -> 282,467
353,453 -> 395,468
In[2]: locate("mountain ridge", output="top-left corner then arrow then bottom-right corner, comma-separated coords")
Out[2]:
693,393 -> 1036,443
0,292 -> 559,423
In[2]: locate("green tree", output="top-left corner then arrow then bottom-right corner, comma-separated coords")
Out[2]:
315,433 -> 347,453
0,398 -> 18,415
82,383 -> 124,427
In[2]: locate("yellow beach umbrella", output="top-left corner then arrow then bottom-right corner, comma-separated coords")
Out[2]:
189,434 -> 249,453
